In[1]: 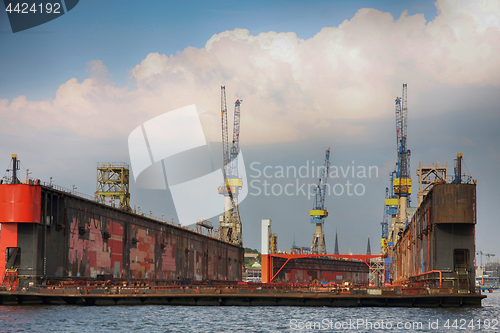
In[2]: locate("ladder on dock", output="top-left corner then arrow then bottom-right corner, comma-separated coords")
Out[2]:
1,269 -> 18,290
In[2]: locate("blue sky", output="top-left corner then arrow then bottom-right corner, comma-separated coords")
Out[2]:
0,0 -> 438,100
1,0 -> 500,258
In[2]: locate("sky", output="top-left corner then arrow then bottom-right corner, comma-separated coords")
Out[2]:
1,0 -> 499,259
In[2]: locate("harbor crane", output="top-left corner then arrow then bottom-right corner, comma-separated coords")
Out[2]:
218,86 -> 243,246
310,148 -> 331,254
381,170 -> 398,255
393,84 -> 411,241
476,251 -> 496,270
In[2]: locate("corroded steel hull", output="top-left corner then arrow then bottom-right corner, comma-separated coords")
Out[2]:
0,282 -> 485,307
270,257 -> 369,284
392,183 -> 476,292
0,184 -> 243,286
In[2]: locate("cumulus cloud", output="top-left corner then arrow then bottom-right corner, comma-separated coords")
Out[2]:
86,60 -> 110,85
1,0 -> 498,145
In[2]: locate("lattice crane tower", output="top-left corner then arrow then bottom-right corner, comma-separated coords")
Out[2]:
217,86 -> 243,246
310,148 -> 331,254
393,83 -> 411,241
96,162 -> 132,212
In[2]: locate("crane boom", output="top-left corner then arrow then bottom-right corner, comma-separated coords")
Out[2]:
229,99 -> 241,178
221,86 -> 230,175
315,148 -> 330,212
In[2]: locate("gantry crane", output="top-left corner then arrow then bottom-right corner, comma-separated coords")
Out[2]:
310,148 -> 331,254
218,86 -> 243,246
393,84 -> 411,241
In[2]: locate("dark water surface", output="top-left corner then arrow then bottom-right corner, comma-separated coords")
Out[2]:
0,292 -> 499,332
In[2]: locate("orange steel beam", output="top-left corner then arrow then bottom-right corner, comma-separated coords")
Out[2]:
270,254 -> 383,260
362,259 -> 384,283
267,254 -> 384,283
410,270 -> 442,288
270,258 -> 291,282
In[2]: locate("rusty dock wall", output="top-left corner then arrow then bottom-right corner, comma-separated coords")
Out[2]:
0,184 -> 243,286
270,257 -> 369,284
0,282 -> 485,307
393,183 -> 476,291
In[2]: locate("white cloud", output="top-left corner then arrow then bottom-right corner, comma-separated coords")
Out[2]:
1,0 -> 498,145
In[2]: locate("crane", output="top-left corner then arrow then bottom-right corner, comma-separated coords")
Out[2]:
310,148 -> 331,254
393,84 -> 411,241
476,251 -> 496,270
381,170 -> 398,251
380,185 -> 396,255
381,188 -> 390,241
218,86 -> 243,246
378,170 -> 400,286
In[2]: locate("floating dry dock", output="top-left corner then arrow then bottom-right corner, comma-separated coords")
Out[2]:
0,282 -> 485,307
0,153 -> 486,308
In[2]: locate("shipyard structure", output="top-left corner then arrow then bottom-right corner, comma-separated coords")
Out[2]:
0,156 -> 242,288
380,84 -> 478,294
392,181 -> 476,291
0,84 -> 485,307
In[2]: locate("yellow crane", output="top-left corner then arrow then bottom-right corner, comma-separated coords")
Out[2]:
217,86 -> 243,246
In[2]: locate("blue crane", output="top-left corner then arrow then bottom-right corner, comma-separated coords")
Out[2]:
381,170 -> 398,254
394,84 -> 411,201
393,84 -> 412,240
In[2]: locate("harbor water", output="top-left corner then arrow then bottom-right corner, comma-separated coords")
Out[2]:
0,291 -> 498,332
